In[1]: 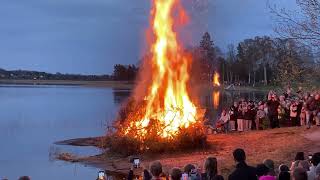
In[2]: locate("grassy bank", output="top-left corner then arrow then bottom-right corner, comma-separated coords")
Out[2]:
55,126 -> 320,178
0,79 -> 134,89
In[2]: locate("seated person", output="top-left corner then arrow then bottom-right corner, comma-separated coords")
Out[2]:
216,110 -> 230,133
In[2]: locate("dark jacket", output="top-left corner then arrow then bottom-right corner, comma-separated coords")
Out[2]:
201,173 -> 224,180
128,169 -> 151,180
229,106 -> 238,121
267,100 -> 280,116
244,110 -> 252,121
228,162 -> 257,180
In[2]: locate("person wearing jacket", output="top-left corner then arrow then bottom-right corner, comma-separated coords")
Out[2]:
229,102 -> 238,131
267,93 -> 280,129
228,149 -> 257,180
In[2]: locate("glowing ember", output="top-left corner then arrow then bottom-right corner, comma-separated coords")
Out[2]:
213,72 -> 220,86
119,0 -> 198,140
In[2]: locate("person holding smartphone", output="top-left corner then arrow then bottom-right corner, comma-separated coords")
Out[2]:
97,171 -> 107,180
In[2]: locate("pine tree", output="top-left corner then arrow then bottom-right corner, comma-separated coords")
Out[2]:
199,32 -> 216,82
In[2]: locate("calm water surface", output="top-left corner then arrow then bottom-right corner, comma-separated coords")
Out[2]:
0,85 -> 264,179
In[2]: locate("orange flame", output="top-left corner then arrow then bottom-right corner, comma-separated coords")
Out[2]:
123,0 -> 197,139
212,91 -> 220,110
213,72 -> 220,86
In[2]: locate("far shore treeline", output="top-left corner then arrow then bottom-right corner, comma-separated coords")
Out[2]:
1,32 -> 319,85
1,1 -> 320,87
0,65 -> 138,81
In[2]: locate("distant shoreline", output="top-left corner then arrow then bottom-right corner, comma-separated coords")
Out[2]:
0,79 -> 134,89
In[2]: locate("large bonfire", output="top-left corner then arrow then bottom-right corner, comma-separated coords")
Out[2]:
111,0 -> 206,154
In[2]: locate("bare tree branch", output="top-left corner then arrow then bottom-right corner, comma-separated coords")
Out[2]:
269,0 -> 320,49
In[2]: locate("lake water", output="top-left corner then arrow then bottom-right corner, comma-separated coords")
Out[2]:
0,85 -> 265,179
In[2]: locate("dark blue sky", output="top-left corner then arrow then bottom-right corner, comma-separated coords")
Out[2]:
0,0 -> 296,74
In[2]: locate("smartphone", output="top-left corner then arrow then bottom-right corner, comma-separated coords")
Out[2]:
98,171 -> 105,180
133,158 -> 140,168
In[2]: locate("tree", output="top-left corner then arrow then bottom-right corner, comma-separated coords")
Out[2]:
273,39 -> 305,85
255,36 -> 275,85
113,64 -> 138,81
270,0 -> 320,49
226,44 -> 237,83
199,32 -> 216,81
237,39 -> 259,85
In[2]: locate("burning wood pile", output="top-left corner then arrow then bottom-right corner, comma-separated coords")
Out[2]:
107,0 -> 207,155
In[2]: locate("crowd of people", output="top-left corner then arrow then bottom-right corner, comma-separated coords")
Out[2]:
213,87 -> 320,133
127,149 -> 320,180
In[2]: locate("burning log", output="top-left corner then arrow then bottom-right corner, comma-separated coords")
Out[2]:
105,99 -> 207,155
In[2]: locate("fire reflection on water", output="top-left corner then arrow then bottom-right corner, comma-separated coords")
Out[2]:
212,91 -> 220,110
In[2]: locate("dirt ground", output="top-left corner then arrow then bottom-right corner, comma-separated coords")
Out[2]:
55,126 -> 320,179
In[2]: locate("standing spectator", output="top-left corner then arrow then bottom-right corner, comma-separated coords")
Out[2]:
201,157 -> 224,180
314,93 -> 320,126
315,165 -> 320,180
278,172 -> 290,180
184,164 -> 196,175
292,168 -> 308,180
267,93 -> 280,128
308,152 -> 320,180
300,105 -> 307,126
279,95 -> 286,108
291,152 -> 305,171
170,168 -> 182,180
298,160 -> 310,171
256,102 -> 266,130
306,94 -> 316,129
297,98 -> 303,125
150,161 -> 163,180
256,164 -> 275,180
263,159 -> 276,176
290,101 -> 299,126
248,102 -> 257,130
128,164 -> 152,180
286,85 -> 293,98
278,164 -> 290,180
228,149 -> 256,180
278,105 -> 287,127
243,103 -> 251,131
297,87 -> 304,99
229,102 -> 238,131
237,103 -> 244,132
183,164 -> 201,180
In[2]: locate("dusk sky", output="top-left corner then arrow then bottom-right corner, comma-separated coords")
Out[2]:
0,0 -> 297,75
